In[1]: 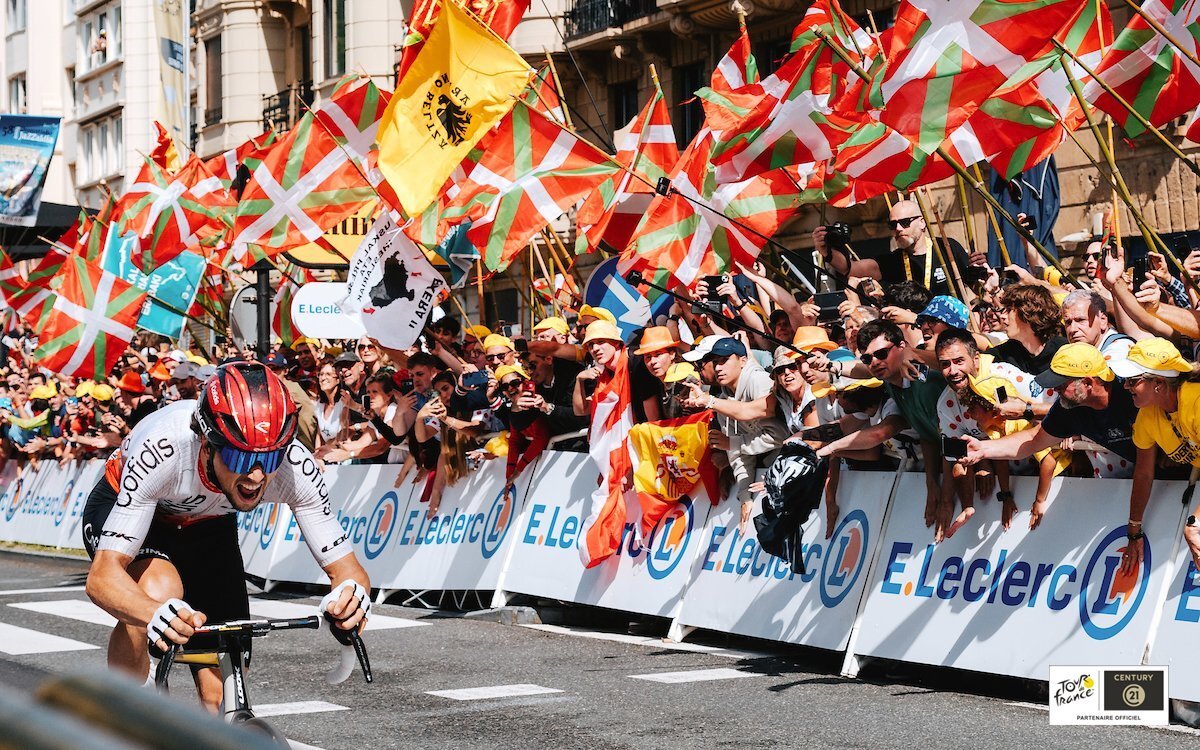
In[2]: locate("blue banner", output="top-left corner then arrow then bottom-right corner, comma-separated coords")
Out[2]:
102,230 -> 204,339
0,115 -> 61,227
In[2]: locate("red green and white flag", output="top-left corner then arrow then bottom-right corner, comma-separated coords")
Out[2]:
522,65 -> 568,125
33,254 -> 147,379
869,0 -> 1081,156
574,89 -> 679,255
272,259 -> 314,347
11,244 -> 71,325
204,129 -> 277,193
232,81 -> 387,260
708,0 -> 871,184
446,102 -> 619,272
1085,0 -> 1200,137
116,156 -> 232,273
0,249 -> 25,308
620,130 -> 806,288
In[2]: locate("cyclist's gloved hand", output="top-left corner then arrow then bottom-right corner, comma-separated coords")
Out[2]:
147,598 -> 203,651
319,580 -> 371,633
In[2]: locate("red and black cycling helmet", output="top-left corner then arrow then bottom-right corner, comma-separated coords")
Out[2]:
193,361 -> 298,473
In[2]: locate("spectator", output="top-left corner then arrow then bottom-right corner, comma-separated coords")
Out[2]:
1061,289 -> 1135,359
291,337 -> 322,385
815,200 -> 986,297
168,361 -> 202,401
494,364 -> 550,495
114,370 -> 156,429
356,337 -> 387,377
989,283 -> 1067,373
319,372 -> 409,464
911,295 -> 971,366
483,334 -> 518,369
964,343 -> 1138,480
526,350 -> 586,437
314,362 -> 347,449
574,320 -> 625,417
335,350 -> 368,424
263,351 -> 318,451
632,326 -> 680,420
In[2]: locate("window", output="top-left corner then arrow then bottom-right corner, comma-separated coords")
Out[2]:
81,128 -> 94,183
674,63 -> 704,148
610,80 -> 639,131
78,112 -> 123,183
6,0 -> 26,32
205,35 -> 223,123
99,121 -> 111,176
112,5 -> 121,57
77,6 -> 122,73
8,74 -> 27,112
323,0 -> 346,79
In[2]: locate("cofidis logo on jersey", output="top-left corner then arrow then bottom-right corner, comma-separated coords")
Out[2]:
820,510 -> 870,607
879,526 -> 1151,640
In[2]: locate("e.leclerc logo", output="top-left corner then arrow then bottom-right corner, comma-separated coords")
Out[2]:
259,503 -> 282,550
820,510 -> 870,607
3,476 -> 26,522
640,498 -> 694,579
363,493 -> 399,560
386,487 -> 513,560
480,489 -> 514,559
879,525 -> 1150,640
52,477 -> 78,527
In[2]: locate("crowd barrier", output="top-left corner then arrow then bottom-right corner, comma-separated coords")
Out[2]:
2,454 -> 1197,700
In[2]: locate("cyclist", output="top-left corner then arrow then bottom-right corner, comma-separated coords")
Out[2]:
82,361 -> 371,712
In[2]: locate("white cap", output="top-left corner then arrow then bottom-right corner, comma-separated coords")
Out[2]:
196,364 -> 218,380
682,337 -> 714,363
170,361 -> 198,380
166,349 -> 187,363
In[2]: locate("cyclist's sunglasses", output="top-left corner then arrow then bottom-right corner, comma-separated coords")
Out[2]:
219,444 -> 286,475
888,216 -> 920,230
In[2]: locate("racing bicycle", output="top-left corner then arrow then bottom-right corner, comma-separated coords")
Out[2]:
153,613 -> 372,747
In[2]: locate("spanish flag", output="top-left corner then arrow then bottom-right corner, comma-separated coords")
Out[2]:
629,412 -> 722,536
376,0 -> 532,217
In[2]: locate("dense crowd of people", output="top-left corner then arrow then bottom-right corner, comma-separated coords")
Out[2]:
8,200 -> 1200,571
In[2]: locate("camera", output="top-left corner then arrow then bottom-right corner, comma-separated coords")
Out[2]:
824,222 -> 852,249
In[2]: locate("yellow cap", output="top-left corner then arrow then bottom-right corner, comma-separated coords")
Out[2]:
482,333 -> 515,351
968,374 -> 1021,407
1042,342 -> 1115,385
532,317 -> 570,336
578,304 -> 617,325
493,364 -> 528,382
466,325 -> 493,342
75,380 -> 96,398
583,320 -> 623,345
185,354 -> 208,365
92,384 -> 115,402
1044,267 -> 1063,287
664,362 -> 697,384
293,336 -> 321,349
29,385 -> 56,400
1111,337 -> 1193,379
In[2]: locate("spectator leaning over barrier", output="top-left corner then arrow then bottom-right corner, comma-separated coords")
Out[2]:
963,343 -> 1139,483
633,326 -> 681,420
574,320 -> 625,418
494,364 -> 550,497
1111,338 -> 1200,574
262,352 -> 318,452
699,336 -> 788,530
1061,289 -> 1136,360
461,325 -> 492,372
526,350 -> 586,437
314,362 -> 348,449
334,350 -> 368,424
319,372 -> 406,464
818,319 -> 951,538
990,283 -> 1067,373
935,328 -> 1045,444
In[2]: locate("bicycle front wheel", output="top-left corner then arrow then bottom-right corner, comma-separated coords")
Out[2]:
232,713 -> 292,749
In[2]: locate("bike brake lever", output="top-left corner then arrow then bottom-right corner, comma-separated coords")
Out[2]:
154,643 -> 179,691
323,612 -> 373,684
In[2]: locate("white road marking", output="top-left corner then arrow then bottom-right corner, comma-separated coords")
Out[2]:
287,741 -> 328,750
253,701 -> 349,718
9,599 -> 118,626
0,586 -> 87,597
249,598 -> 428,630
0,622 -> 99,654
629,667 -> 761,684
426,684 -> 564,701
520,623 -> 776,660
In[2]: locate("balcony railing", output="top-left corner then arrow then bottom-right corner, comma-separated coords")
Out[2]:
203,105 -> 223,127
262,81 -> 314,133
563,0 -> 656,39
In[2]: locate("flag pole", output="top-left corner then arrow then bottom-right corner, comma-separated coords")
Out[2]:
530,239 -> 559,316
954,174 -> 979,258
543,50 -> 574,131
1059,53 -> 1200,298
971,163 -> 1013,267
810,27 -> 1076,286
1118,0 -> 1200,68
917,187 -> 970,302
1053,40 -> 1200,178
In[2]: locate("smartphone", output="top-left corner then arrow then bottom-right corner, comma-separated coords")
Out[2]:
461,370 -> 488,390
1131,255 -> 1149,289
703,275 -> 726,303
582,378 -> 597,397
1002,269 -> 1021,287
515,338 -> 529,354
215,335 -> 228,345
399,378 -> 415,394
1020,213 -> 1038,231
1106,242 -> 1118,261
859,278 -> 883,300
67,396 -> 79,406
814,291 -> 848,321
942,435 -> 969,462
0,397 -> 11,410
520,380 -> 537,394
360,393 -> 371,411
994,386 -> 1009,405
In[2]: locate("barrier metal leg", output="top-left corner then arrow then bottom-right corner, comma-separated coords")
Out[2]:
841,654 -> 873,679
261,579 -> 277,594
374,589 -> 396,605
490,589 -> 510,608
666,621 -> 695,643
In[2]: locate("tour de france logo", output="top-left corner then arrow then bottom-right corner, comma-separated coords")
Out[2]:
422,74 -> 472,149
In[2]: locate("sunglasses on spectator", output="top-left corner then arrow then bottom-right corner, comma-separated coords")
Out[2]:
501,378 -> 523,391
357,344 -> 376,352
774,362 -> 801,375
887,216 -> 920,230
485,353 -> 509,363
860,345 -> 895,365
1084,252 -> 1102,260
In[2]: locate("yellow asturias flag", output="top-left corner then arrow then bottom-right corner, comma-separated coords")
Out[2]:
376,0 -> 532,216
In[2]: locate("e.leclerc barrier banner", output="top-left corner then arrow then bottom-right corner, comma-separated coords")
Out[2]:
852,473 -> 1184,680
675,467 -> 898,651
1148,536 -> 1200,701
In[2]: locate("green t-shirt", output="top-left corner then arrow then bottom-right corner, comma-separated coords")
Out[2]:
884,370 -> 948,445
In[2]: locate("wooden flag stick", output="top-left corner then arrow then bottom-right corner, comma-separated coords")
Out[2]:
1054,40 -> 1200,178
971,163 -> 1013,268
954,173 -> 979,257
529,240 -> 558,315
1119,0 -> 1200,68
543,51 -> 574,131
918,187 -> 970,302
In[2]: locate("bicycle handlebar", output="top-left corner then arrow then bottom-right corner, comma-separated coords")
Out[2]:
153,614 -> 372,688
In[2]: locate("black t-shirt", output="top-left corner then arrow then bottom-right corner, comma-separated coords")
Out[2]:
1040,383 -> 1137,461
127,398 -> 159,429
988,336 -> 1067,375
628,355 -> 665,422
874,238 -> 975,296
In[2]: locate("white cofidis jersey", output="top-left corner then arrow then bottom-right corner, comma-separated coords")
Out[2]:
97,400 -> 350,567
